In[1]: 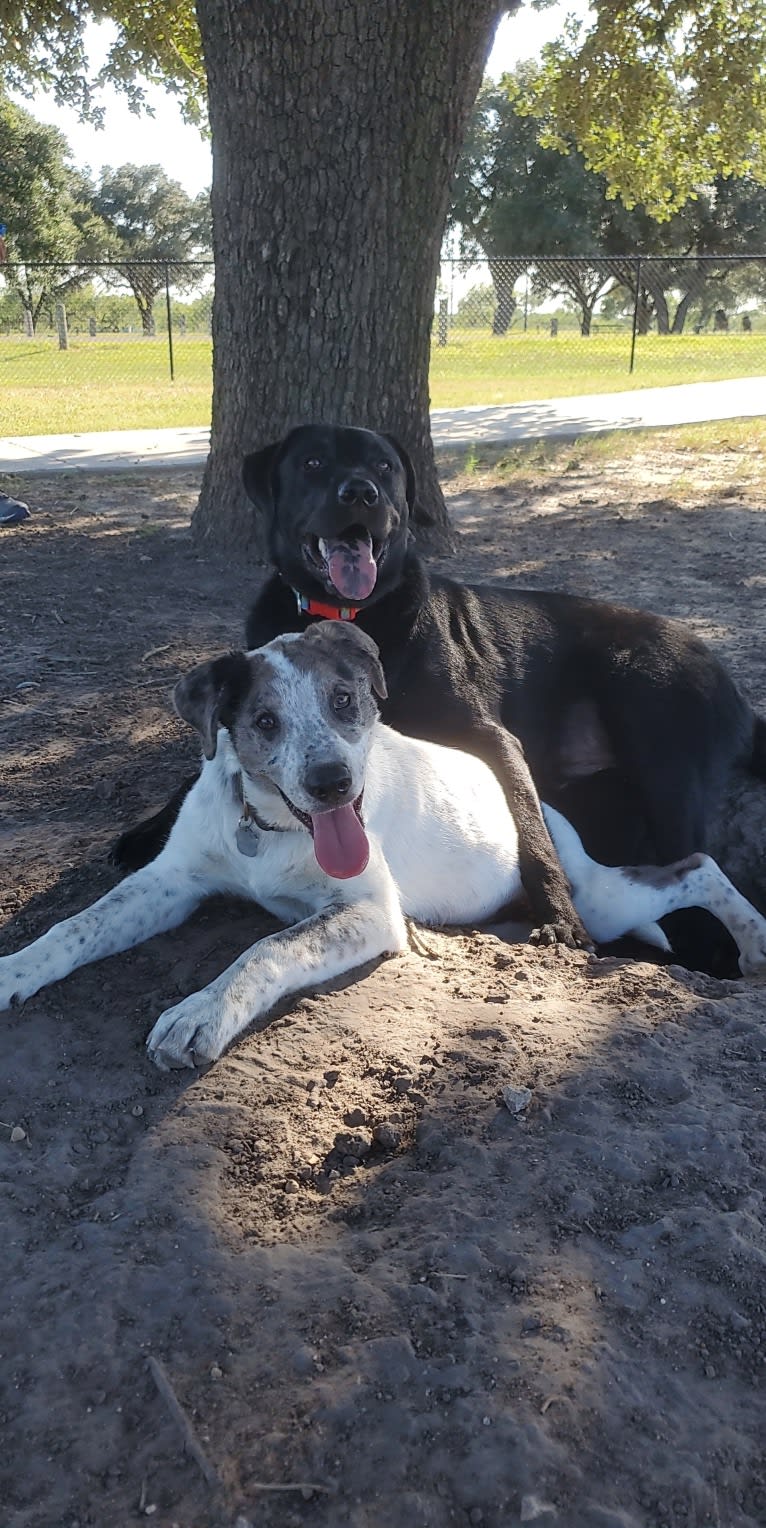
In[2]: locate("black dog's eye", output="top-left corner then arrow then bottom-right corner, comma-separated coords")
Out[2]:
255,711 -> 278,732
304,457 -> 322,472
333,691 -> 352,712
378,460 -> 392,473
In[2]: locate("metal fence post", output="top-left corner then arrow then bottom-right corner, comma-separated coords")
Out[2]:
55,302 -> 69,350
629,256 -> 641,374
165,264 -> 175,382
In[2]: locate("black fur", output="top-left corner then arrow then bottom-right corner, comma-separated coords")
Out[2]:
112,424 -> 763,970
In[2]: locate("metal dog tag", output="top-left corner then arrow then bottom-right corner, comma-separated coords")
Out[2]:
235,816 -> 261,857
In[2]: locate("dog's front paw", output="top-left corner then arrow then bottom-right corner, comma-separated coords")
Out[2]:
738,935 -> 766,978
529,918 -> 594,952
146,992 -> 232,1071
0,954 -> 36,1013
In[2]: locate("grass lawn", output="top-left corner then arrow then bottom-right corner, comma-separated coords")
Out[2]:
1,328 -> 765,435
437,416 -> 766,500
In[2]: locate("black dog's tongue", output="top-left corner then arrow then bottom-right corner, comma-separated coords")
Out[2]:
319,534 -> 377,601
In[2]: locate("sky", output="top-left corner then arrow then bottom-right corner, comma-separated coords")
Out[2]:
17,3 -> 590,197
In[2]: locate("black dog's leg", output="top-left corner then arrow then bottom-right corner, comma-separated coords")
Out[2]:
109,776 -> 197,874
473,722 -> 592,949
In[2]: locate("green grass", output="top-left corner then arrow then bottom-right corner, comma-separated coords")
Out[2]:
1,328 -> 765,436
436,417 -> 766,499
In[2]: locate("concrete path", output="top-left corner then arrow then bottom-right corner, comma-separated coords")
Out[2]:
1,376 -> 764,476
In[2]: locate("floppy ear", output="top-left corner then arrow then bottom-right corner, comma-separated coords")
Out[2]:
305,620 -> 388,700
242,441 -> 282,513
382,433 -> 434,527
173,652 -> 252,759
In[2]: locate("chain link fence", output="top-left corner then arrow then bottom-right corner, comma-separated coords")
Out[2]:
435,255 -> 766,407
0,255 -> 764,435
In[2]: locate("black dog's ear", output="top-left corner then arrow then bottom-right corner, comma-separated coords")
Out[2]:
382,433 -> 434,527
305,620 -> 388,700
242,442 -> 281,513
174,652 -> 252,759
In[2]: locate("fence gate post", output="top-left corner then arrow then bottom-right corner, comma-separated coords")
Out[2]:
55,303 -> 69,351
629,257 -> 641,374
165,264 -> 175,381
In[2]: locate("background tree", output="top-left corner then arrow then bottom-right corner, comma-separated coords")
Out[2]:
92,164 -> 210,333
0,95 -> 107,331
522,0 -> 766,219
451,69 -> 766,337
1,2 -> 766,545
449,71 -> 633,335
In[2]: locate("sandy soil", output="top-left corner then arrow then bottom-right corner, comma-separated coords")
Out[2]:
2,445 -> 766,1528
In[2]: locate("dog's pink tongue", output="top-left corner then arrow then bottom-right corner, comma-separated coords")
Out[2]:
324,536 -> 377,601
312,804 -> 370,879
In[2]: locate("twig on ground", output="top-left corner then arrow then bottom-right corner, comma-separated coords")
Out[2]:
146,1355 -> 222,1491
247,1481 -> 334,1495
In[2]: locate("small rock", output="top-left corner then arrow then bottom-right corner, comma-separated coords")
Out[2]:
501,1084 -> 532,1115
393,1075 -> 413,1094
210,1364 -> 223,1380
520,1496 -> 557,1522
344,1107 -> 367,1127
131,1104 -> 144,1118
334,1129 -> 372,1159
10,1126 -> 26,1143
284,1178 -> 300,1195
373,1122 -> 402,1151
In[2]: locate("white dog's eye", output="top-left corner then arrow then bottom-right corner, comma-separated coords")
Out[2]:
305,457 -> 322,471
256,711 -> 278,732
333,691 -> 352,711
378,461 -> 392,473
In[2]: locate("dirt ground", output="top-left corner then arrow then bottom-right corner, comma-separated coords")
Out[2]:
3,441 -> 766,1528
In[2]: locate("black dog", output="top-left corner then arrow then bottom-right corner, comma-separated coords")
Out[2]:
113,424 -> 766,963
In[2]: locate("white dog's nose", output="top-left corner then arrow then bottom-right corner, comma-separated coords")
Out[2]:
305,762 -> 353,804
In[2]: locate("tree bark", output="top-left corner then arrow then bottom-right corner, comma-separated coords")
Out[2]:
193,0 -> 509,556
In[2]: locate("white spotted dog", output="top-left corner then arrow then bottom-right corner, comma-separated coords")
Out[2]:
2,622 -> 766,1072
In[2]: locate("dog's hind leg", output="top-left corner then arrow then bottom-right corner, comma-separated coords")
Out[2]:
543,806 -> 766,975
147,894 -> 408,1070
0,860 -> 208,1011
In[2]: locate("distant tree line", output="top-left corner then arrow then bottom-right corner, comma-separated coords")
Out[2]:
3,68 -> 765,351
448,66 -> 766,338
0,95 -> 211,336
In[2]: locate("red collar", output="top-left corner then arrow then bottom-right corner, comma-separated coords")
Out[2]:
294,589 -> 360,622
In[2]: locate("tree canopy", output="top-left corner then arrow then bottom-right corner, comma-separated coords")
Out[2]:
92,164 -> 210,329
1,1 -> 765,212
0,95 -> 107,323
520,0 -> 766,216
450,68 -> 766,333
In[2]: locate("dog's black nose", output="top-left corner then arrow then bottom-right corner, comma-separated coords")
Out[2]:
337,476 -> 379,508
305,763 -> 353,804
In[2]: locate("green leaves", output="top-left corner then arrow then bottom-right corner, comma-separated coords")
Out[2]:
0,0 -> 205,123
519,0 -> 766,217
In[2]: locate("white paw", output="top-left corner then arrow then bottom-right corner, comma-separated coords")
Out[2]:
738,940 -> 766,978
146,990 -> 232,1071
0,954 -> 36,1013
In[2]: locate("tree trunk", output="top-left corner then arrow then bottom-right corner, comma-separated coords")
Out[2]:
193,0 -> 509,556
488,258 -> 518,335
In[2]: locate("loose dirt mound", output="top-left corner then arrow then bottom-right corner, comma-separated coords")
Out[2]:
2,452 -> 766,1528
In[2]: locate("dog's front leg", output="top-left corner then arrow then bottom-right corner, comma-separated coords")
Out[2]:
0,862 -> 207,1012
146,896 -> 407,1070
473,722 -> 592,949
